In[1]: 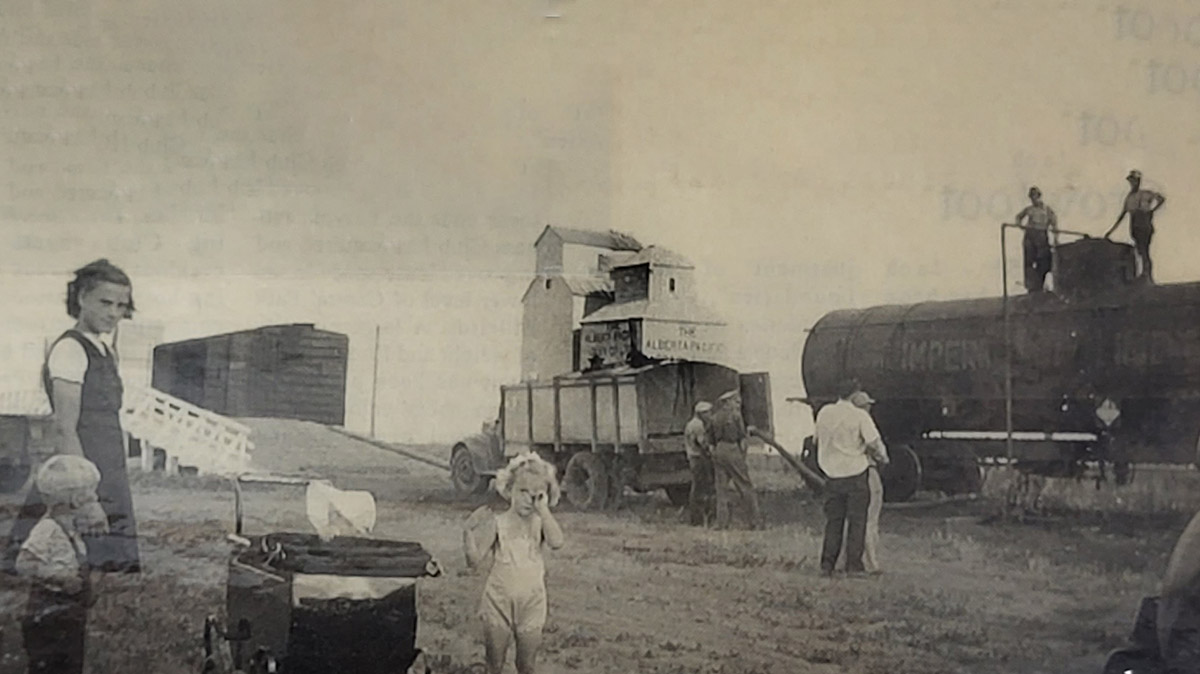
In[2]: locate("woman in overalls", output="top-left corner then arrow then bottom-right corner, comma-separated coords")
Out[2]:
7,259 -> 141,576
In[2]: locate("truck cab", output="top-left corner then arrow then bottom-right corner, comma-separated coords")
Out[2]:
449,417 -> 504,496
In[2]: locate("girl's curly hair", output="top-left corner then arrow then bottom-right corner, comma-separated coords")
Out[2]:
493,452 -> 560,507
66,258 -> 135,319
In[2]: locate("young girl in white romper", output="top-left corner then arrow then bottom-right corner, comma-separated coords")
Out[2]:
463,453 -> 564,674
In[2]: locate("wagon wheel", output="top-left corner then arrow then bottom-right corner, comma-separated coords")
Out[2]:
563,451 -> 609,510
202,616 -> 219,673
664,483 -> 691,507
450,445 -> 488,495
201,616 -> 236,674
881,444 -> 921,503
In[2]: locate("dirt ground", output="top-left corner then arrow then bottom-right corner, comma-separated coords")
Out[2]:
0,419 -> 1190,674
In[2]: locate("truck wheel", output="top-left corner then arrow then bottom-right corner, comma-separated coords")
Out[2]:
450,445 -> 488,495
881,445 -> 921,503
664,483 -> 691,507
564,452 -> 609,511
955,460 -> 984,494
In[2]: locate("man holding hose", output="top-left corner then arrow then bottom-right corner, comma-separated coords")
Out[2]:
815,381 -> 888,577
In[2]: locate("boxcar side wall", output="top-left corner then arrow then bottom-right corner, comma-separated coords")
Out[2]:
153,325 -> 349,426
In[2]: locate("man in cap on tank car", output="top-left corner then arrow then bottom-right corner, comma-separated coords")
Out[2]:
1105,169 -> 1165,284
1012,186 -> 1059,293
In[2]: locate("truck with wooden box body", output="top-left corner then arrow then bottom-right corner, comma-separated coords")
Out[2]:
450,361 -> 772,510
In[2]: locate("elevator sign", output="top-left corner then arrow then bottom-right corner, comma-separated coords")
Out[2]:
641,320 -> 728,361
580,321 -> 634,367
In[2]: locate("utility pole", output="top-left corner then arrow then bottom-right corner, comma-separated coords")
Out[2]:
370,325 -> 381,438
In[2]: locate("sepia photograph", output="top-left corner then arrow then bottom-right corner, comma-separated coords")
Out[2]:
3,1 -> 1200,673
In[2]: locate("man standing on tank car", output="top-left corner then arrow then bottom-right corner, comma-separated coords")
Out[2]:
815,380 -> 888,577
1105,169 -> 1165,284
1013,186 -> 1059,293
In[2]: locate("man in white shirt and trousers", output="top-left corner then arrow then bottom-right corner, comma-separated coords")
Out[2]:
815,380 -> 889,577
847,390 -> 886,574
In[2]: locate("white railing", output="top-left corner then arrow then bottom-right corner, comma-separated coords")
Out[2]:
0,389 -> 52,417
120,386 -> 253,476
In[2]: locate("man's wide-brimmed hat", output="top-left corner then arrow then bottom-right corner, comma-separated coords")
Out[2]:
1128,169 -> 1142,181
694,401 -> 713,414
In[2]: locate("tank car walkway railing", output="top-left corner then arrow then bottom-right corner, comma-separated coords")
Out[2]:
120,385 -> 254,477
999,222 -> 1094,464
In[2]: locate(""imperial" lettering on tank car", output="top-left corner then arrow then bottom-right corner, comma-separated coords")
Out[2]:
899,339 -> 993,372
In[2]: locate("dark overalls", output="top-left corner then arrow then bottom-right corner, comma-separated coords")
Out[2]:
7,330 -> 141,573
21,520 -> 92,674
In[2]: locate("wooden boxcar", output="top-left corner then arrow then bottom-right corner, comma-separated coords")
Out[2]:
152,324 -> 348,425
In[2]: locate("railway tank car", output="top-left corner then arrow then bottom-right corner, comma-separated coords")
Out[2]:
801,237 -> 1200,502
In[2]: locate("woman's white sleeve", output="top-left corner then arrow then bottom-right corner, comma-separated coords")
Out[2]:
47,340 -> 88,383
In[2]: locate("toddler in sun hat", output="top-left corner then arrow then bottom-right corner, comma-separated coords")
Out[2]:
16,455 -> 102,674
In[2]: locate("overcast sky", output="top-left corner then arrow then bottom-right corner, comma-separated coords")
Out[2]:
4,0 -> 1199,444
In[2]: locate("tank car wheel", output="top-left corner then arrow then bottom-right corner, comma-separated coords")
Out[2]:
881,445 -> 922,503
451,445 -> 488,495
943,458 -> 983,495
664,483 -> 691,507
563,451 -> 609,511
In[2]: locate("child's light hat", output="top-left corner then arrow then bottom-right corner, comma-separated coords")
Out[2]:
36,455 -> 101,499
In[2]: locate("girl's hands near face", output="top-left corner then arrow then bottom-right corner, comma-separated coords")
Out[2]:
75,501 -> 109,536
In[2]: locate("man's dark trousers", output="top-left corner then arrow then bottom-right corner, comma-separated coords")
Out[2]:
821,471 -> 870,574
1023,229 -> 1052,292
687,454 -> 715,525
